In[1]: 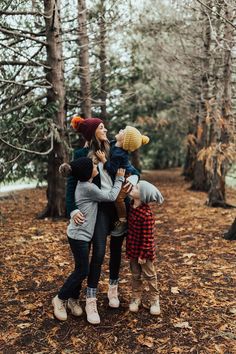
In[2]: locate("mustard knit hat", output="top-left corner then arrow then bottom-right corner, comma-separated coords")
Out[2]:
122,126 -> 149,152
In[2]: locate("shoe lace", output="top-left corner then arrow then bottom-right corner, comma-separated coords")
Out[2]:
58,299 -> 67,310
89,299 -> 98,313
70,299 -> 79,307
109,287 -> 117,298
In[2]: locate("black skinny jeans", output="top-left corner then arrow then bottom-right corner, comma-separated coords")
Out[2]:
59,202 -> 125,299
87,202 -> 124,288
58,238 -> 89,300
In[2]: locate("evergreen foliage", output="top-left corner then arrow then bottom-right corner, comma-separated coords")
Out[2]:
0,0 -> 235,188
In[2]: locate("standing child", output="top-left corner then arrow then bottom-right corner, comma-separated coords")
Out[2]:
52,157 -> 125,324
96,126 -> 149,237
126,180 -> 164,315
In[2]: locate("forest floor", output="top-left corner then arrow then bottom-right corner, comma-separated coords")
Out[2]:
0,168 -> 236,354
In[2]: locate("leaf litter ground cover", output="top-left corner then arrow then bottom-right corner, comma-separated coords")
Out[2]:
0,168 -> 235,353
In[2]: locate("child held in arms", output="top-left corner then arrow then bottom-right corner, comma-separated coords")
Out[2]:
96,126 -> 149,237
126,180 -> 164,315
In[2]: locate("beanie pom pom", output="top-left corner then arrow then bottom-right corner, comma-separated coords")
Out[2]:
142,135 -> 150,145
59,163 -> 72,177
71,116 -> 84,130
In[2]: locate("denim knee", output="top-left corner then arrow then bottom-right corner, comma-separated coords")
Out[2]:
92,248 -> 106,266
73,265 -> 89,281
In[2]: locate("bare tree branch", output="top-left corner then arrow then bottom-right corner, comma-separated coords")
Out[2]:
0,61 -> 44,66
0,10 -> 42,16
0,42 -> 50,69
1,26 -> 46,37
0,131 -> 54,155
0,86 -> 38,105
0,94 -> 47,115
0,78 -> 52,89
195,0 -> 236,28
0,26 -> 48,45
6,152 -> 24,164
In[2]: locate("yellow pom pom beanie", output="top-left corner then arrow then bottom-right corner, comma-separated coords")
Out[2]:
122,126 -> 150,152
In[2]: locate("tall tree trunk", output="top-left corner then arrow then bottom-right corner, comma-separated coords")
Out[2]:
191,110 -> 209,190
183,131 -> 197,180
39,0 -> 68,218
99,0 -> 107,123
78,0 -> 91,118
191,3 -> 211,190
230,9 -> 236,136
207,1 -> 234,207
130,45 -> 141,170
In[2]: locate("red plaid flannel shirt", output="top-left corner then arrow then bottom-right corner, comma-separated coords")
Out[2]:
126,203 -> 156,261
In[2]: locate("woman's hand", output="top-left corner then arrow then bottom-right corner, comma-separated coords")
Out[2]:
116,168 -> 125,177
96,150 -> 107,164
138,257 -> 147,265
72,210 -> 85,225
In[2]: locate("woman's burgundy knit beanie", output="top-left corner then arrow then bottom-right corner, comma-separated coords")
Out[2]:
71,116 -> 103,141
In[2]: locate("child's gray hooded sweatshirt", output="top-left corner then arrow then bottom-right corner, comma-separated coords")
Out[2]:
67,175 -> 124,241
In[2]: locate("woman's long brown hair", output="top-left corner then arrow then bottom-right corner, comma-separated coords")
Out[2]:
87,135 -> 110,163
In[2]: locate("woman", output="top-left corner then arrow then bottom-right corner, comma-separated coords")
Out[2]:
63,117 -> 132,324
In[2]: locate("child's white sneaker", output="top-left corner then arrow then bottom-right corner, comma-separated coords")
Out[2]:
67,298 -> 83,317
129,298 -> 141,312
52,295 -> 67,321
108,284 -> 120,308
150,297 -> 160,315
85,298 -> 100,324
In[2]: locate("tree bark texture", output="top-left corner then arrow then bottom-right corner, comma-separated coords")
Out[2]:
78,0 -> 91,118
207,2 -> 235,207
191,3 -> 211,191
99,0 -> 107,122
39,0 -> 69,218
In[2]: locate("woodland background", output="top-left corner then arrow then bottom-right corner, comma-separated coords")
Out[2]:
0,0 -> 235,217
0,0 -> 236,352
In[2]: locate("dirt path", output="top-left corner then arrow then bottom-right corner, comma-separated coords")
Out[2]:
0,169 -> 235,353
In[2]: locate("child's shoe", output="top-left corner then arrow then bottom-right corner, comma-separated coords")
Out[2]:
52,295 -> 67,321
67,298 -> 83,316
111,220 -> 127,237
150,297 -> 160,315
108,284 -> 120,308
129,298 -> 141,312
85,297 -> 100,324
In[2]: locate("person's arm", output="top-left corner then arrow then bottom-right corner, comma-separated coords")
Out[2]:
126,164 -> 140,176
138,213 -> 155,262
89,171 -> 125,202
96,149 -> 122,176
104,156 -> 123,176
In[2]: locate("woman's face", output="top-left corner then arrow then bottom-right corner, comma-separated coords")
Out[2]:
95,123 -> 108,142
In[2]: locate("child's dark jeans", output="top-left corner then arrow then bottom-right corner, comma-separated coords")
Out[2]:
58,238 -> 89,300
